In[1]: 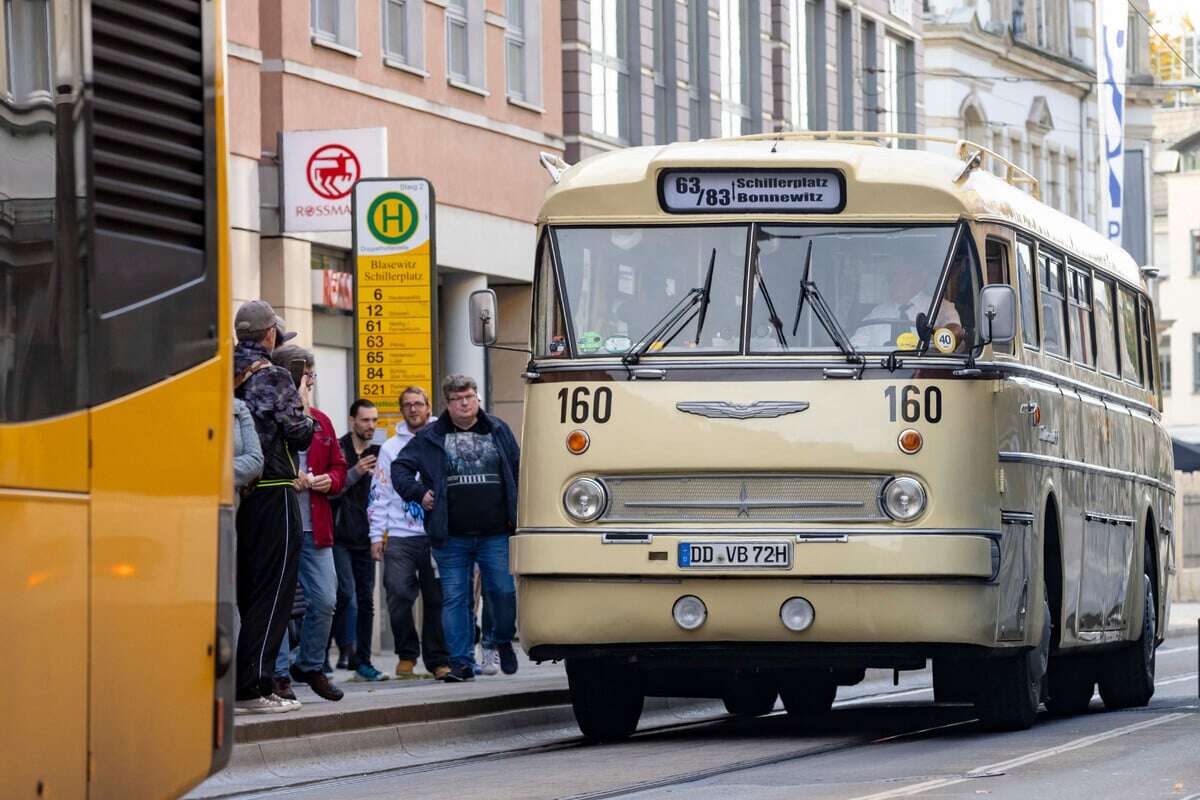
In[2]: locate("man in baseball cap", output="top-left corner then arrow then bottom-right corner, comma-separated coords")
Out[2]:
235,299 -> 297,345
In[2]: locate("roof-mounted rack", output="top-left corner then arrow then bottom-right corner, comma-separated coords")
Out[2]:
721,130 -> 1041,200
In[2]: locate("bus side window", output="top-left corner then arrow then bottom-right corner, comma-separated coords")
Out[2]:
1067,266 -> 1095,368
1015,239 -> 1039,349
985,239 -> 1012,354
1118,286 -> 1142,384
534,235 -> 569,356
1139,296 -> 1156,392
1093,274 -> 1120,376
1039,249 -> 1069,358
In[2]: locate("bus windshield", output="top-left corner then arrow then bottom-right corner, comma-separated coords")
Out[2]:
548,223 -> 977,358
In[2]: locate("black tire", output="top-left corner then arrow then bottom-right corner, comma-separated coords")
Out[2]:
566,659 -> 644,742
723,677 -> 779,717
778,669 -> 837,716
976,594 -> 1049,731
1097,572 -> 1156,710
1044,656 -> 1095,717
932,659 -> 976,704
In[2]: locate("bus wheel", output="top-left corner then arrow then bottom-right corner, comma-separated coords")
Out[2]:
1044,657 -> 1095,716
778,669 -> 837,716
1097,571 -> 1156,710
723,673 -> 779,717
566,658 -> 644,742
976,595 -> 1049,731
932,659 -> 976,704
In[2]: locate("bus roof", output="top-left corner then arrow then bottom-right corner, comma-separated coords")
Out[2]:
540,136 -> 1144,287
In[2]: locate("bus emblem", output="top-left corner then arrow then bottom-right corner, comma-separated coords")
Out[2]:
675,401 -> 810,419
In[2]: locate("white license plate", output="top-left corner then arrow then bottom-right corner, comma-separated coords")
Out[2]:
678,541 -> 792,569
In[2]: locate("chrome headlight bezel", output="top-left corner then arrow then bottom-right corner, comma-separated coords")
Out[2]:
881,476 -> 928,522
563,477 -> 608,522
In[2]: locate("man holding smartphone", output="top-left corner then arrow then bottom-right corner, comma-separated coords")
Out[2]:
330,399 -> 389,682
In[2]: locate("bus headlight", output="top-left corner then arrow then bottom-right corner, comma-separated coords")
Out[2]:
563,477 -> 607,522
672,595 -> 707,630
882,477 -> 927,521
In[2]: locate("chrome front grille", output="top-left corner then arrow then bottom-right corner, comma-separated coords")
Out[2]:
600,474 -> 889,523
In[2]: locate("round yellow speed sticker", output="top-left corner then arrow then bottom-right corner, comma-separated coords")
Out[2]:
933,327 -> 957,353
896,331 -> 919,350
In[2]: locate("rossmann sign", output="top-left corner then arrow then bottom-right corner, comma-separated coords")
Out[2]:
281,128 -> 387,232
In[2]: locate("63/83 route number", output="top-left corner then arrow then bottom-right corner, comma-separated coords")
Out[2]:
557,387 -> 612,424
884,385 -> 942,423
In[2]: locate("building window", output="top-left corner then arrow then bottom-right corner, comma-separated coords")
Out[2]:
788,0 -> 809,130
688,0 -> 710,139
447,0 -> 469,81
1161,335 -> 1171,393
1067,154 -> 1079,218
4,0 -> 52,99
719,0 -> 753,136
1192,230 -> 1200,275
383,0 -> 424,67
861,19 -> 877,131
807,0 -> 827,129
882,34 -> 914,144
506,0 -> 526,99
653,0 -> 677,143
592,0 -> 631,140
311,0 -> 358,51
837,5 -> 854,131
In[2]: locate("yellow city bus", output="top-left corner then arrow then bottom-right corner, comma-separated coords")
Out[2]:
1,0 -> 233,795
472,132 -> 1173,739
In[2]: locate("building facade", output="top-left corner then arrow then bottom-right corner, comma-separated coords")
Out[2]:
922,0 -> 1156,268
561,0 -> 925,164
227,0 -> 564,438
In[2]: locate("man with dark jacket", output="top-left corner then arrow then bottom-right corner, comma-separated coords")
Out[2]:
330,399 -> 389,682
391,374 -> 521,682
233,300 -> 314,714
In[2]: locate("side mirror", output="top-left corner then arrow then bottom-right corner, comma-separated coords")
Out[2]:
978,284 -> 1016,345
468,289 -> 498,347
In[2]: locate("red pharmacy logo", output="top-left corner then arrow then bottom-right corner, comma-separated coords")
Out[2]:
306,144 -> 361,200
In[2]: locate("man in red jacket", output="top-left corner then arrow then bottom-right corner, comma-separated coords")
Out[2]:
270,345 -> 348,703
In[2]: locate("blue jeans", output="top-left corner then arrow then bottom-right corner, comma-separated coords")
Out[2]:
434,534 -> 516,669
294,530 -> 338,672
274,626 -> 297,677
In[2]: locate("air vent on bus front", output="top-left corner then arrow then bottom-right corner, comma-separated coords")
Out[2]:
91,0 -> 206,252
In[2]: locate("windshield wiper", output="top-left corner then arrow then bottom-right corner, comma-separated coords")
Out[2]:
789,240 -> 863,364
753,255 -> 788,349
622,248 -> 717,366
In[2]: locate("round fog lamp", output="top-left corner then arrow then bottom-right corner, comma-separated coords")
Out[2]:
672,595 -> 707,630
882,477 -> 927,521
780,597 -> 815,632
563,477 -> 607,522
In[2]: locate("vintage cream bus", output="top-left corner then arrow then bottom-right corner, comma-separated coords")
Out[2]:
469,132 -> 1173,739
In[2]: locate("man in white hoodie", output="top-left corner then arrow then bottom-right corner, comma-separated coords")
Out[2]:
368,386 -> 451,679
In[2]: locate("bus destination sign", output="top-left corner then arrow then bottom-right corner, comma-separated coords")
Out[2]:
658,169 -> 845,214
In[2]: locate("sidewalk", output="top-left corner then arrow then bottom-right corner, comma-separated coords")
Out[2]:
1168,601 -> 1200,637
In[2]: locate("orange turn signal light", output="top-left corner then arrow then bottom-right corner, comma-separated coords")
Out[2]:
898,428 -> 923,455
566,429 -> 590,455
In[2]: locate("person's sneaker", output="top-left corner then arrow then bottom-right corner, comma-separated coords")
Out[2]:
441,664 -> 475,683
497,642 -> 518,675
351,663 -> 390,682
272,676 -> 297,701
433,665 -> 452,680
480,646 -> 500,676
293,669 -> 345,701
234,696 -> 290,714
268,693 -> 301,711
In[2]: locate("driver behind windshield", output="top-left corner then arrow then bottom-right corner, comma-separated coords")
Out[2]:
850,258 -> 962,349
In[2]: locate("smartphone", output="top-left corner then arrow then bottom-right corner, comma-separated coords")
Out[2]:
365,444 -> 381,458
287,358 -> 306,388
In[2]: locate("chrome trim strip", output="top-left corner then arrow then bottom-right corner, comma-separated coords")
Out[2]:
795,533 -> 850,543
997,451 -> 1175,495
517,526 -> 1001,537
601,533 -> 654,544
1001,511 -> 1035,525
1084,511 -> 1136,526
991,361 -> 1159,417
622,499 -> 865,510
675,400 -> 810,419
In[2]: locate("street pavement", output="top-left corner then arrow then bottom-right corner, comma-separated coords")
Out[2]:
192,604 -> 1200,799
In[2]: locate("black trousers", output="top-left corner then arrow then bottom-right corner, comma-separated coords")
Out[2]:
235,486 -> 302,700
331,543 -> 377,661
383,536 -> 449,668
